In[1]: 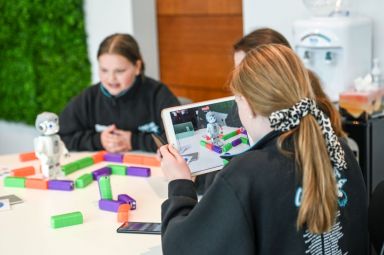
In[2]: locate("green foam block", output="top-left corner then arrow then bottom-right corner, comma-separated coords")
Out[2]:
51,211 -> 83,229
75,173 -> 93,188
4,176 -> 26,188
109,164 -> 127,175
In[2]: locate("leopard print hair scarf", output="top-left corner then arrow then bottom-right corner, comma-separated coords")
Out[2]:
268,98 -> 347,174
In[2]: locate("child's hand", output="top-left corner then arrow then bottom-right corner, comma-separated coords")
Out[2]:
159,144 -> 192,181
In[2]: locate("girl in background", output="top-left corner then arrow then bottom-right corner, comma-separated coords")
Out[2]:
59,34 -> 179,152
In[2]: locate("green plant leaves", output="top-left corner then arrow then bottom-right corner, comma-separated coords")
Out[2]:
0,0 -> 91,124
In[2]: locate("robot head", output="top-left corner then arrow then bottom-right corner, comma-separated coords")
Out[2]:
35,112 -> 60,135
205,111 -> 216,124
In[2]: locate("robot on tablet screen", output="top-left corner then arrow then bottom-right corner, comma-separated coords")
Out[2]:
205,111 -> 223,147
34,112 -> 69,179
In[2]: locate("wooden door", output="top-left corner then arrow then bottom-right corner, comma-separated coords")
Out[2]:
157,0 -> 243,102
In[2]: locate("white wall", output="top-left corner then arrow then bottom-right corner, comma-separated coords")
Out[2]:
0,120 -> 38,155
84,0 -> 159,83
243,0 -> 384,72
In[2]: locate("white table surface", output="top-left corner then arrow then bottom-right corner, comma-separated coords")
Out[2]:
0,152 -> 168,255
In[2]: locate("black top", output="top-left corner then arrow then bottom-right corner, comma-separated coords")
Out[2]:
59,76 -> 179,152
161,131 -> 368,255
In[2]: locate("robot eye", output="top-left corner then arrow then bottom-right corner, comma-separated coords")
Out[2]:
49,124 -> 53,128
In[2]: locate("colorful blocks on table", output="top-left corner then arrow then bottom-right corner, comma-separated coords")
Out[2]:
126,166 -> 151,177
205,143 -> 213,150
4,176 -> 26,188
19,152 -> 37,162
51,211 -> 83,229
61,162 -> 80,176
231,138 -> 242,147
109,164 -> 127,176
142,156 -> 160,167
98,176 -> 113,200
92,151 -> 107,164
117,204 -> 130,223
123,154 -> 143,165
92,167 -> 111,180
240,137 -> 249,144
98,199 -> 124,212
222,143 -> 233,153
48,180 -> 74,191
75,173 -> 93,188
118,194 -> 136,210
75,157 -> 94,169
104,153 -> 124,163
26,178 -> 48,189
212,145 -> 222,154
11,166 -> 35,177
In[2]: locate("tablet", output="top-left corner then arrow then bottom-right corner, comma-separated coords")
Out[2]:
161,96 -> 250,176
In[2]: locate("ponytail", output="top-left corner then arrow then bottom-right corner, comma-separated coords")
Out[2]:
279,115 -> 338,233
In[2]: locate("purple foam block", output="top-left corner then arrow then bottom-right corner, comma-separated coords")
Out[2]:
48,180 -> 74,191
231,138 -> 242,147
98,199 -> 124,212
103,153 -> 123,163
126,166 -> 151,177
212,145 -> 222,154
118,194 -> 136,210
241,128 -> 247,135
92,167 -> 111,180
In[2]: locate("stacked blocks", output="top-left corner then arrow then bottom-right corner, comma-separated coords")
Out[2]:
4,151 -> 158,225
92,167 -> 111,180
201,128 -> 249,154
98,200 -> 124,212
117,204 -> 131,223
51,211 -> 83,229
118,194 -> 136,210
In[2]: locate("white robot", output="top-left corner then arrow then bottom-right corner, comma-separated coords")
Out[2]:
34,112 -> 69,179
206,111 -> 222,147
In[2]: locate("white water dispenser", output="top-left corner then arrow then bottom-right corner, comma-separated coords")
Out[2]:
293,14 -> 372,101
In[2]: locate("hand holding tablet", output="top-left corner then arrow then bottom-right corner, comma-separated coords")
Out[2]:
161,96 -> 250,176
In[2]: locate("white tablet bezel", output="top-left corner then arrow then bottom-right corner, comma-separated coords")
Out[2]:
161,96 -> 247,176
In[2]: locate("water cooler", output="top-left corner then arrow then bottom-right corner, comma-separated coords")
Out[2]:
293,16 -> 384,200
293,16 -> 372,101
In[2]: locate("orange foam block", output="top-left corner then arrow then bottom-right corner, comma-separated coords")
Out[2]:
142,156 -> 160,167
117,204 -> 131,223
19,152 -> 37,162
123,154 -> 143,165
92,151 -> 107,164
26,178 -> 48,189
11,166 -> 35,177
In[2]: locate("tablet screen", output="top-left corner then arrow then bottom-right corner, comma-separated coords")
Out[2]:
162,97 -> 251,175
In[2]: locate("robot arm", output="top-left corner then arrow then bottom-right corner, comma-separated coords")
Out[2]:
59,139 -> 70,158
34,137 -> 48,161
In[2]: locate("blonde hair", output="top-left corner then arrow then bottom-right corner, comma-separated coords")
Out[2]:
230,44 -> 338,234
